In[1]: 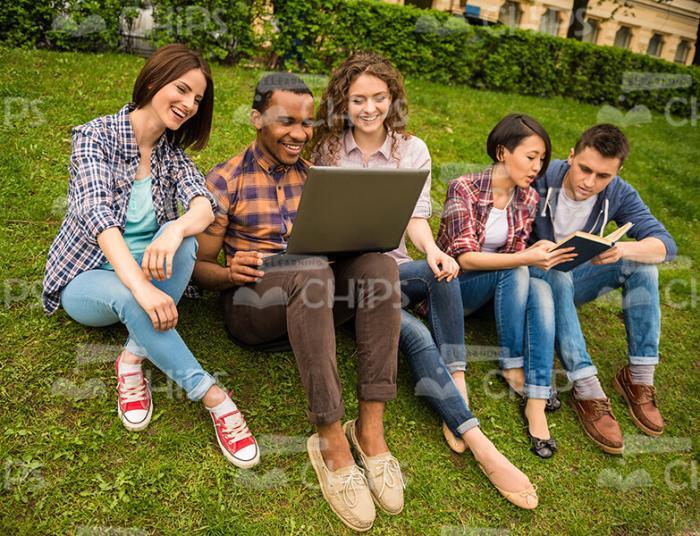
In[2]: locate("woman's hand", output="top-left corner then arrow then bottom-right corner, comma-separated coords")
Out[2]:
132,280 -> 179,331
426,247 -> 460,282
523,240 -> 577,271
142,223 -> 185,281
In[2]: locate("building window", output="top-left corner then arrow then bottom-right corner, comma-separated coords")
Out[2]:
647,33 -> 664,57
499,1 -> 522,27
581,18 -> 599,44
674,39 -> 690,64
499,1 -> 522,26
614,26 -> 631,49
539,8 -> 560,35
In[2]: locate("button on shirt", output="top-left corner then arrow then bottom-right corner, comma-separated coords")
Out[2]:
204,142 -> 307,262
315,129 -> 432,265
42,103 -> 217,314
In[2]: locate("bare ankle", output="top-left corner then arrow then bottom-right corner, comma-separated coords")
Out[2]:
202,385 -> 226,408
356,418 -> 388,457
525,399 -> 550,439
318,424 -> 353,471
121,350 -> 144,365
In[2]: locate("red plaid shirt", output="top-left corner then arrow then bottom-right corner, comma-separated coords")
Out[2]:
436,166 -> 539,258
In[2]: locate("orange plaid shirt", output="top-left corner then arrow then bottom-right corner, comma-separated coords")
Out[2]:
204,142 -> 309,263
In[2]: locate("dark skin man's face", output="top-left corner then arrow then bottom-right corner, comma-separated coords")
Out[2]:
251,90 -> 314,166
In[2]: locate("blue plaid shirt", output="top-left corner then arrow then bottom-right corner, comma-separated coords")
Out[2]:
42,103 -> 216,314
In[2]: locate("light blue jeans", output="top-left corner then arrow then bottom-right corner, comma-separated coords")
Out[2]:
458,266 -> 555,399
60,222 -> 217,401
530,260 -> 661,381
399,260 -> 479,437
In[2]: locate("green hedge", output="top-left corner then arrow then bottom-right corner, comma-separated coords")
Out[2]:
1,0 -> 697,116
0,0 -> 257,61
0,0 -> 144,51
149,0 -> 258,63
272,0 -> 699,117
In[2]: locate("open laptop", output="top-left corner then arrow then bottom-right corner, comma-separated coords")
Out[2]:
261,166 -> 429,270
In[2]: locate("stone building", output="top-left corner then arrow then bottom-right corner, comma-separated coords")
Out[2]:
387,0 -> 700,65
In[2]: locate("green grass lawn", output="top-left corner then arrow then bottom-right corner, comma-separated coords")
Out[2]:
1,48 -> 698,535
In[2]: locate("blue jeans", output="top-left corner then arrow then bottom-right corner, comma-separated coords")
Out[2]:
459,266 -> 554,399
398,260 -> 479,437
530,260 -> 660,381
60,222 -> 217,401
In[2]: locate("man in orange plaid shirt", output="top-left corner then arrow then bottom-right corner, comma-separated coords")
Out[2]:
193,73 -> 405,531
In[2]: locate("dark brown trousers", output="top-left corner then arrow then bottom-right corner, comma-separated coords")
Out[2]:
222,253 -> 401,425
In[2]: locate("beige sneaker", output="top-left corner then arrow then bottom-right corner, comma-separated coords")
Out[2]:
306,433 -> 375,532
343,419 -> 405,515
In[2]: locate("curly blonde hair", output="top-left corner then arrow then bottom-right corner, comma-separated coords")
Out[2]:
309,51 -> 410,166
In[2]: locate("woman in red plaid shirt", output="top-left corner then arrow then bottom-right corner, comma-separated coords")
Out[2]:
437,114 -> 576,460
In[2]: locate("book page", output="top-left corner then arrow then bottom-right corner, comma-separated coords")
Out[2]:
605,222 -> 634,243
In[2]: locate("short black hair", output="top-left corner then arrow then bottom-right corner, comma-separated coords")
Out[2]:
252,72 -> 313,113
486,114 -> 552,176
574,124 -> 630,165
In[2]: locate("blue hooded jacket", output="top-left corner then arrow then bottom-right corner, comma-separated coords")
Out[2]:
531,160 -> 677,261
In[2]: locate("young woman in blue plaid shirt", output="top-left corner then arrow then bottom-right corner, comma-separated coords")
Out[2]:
43,44 -> 259,469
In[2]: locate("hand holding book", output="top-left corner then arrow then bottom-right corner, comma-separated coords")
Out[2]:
591,242 -> 627,265
550,222 -> 634,272
523,240 -> 578,270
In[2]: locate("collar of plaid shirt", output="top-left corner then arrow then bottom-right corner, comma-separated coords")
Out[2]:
249,141 -> 298,178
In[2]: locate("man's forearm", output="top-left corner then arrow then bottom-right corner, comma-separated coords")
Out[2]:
621,237 -> 667,264
192,260 -> 236,291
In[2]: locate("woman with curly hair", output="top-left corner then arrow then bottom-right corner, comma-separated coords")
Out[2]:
310,51 -> 538,509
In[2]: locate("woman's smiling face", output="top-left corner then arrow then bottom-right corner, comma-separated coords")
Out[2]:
146,68 -> 207,131
347,73 -> 391,136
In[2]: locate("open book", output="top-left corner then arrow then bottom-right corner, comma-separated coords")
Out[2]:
551,222 -> 634,272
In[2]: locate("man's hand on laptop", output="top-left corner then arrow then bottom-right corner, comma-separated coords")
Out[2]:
228,251 -> 265,286
427,247 -> 460,282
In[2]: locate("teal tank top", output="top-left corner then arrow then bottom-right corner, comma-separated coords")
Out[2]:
103,176 -> 159,270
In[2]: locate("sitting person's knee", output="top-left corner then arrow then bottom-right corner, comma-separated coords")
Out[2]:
359,252 -> 399,282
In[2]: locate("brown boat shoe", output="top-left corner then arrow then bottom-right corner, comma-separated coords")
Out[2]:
570,394 -> 624,455
613,366 -> 665,436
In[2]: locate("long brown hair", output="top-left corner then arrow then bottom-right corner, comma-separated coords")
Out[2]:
310,51 -> 409,165
132,43 -> 214,150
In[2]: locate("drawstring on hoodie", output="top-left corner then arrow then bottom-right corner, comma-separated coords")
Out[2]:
542,186 -> 609,236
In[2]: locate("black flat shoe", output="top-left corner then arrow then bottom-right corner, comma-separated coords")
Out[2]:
519,397 -> 557,459
545,390 -> 561,412
497,373 -> 561,412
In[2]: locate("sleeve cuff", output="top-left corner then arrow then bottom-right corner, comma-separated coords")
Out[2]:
80,205 -> 120,245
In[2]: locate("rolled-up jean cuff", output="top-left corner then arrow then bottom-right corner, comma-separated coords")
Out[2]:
446,362 -> 467,374
187,372 -> 217,402
308,402 -> 345,426
125,338 -> 147,358
456,417 -> 480,436
567,365 -> 599,382
358,384 -> 396,402
629,355 -> 659,365
524,384 -> 552,399
501,356 -> 524,369
439,346 -> 466,367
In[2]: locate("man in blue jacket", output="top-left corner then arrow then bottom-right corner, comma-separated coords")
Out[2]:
530,124 -> 676,455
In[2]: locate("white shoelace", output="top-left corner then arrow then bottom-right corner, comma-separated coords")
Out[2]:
221,412 -> 252,444
119,376 -> 147,404
336,465 -> 367,508
373,457 -> 405,498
